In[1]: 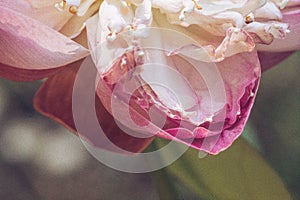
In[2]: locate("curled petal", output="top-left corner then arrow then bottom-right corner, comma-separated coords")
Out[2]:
256,6 -> 300,51
170,28 -> 255,62
244,21 -> 289,44
166,11 -> 245,36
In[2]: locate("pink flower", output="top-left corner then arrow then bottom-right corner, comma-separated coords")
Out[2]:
0,0 -> 299,154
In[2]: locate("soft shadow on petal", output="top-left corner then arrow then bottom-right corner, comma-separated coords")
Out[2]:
73,29 -> 89,49
258,51 -> 295,71
34,60 -> 153,153
59,0 -> 102,38
0,63 -> 59,81
0,6 -> 89,78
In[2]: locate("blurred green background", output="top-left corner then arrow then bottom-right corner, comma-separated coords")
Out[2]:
0,51 -> 299,199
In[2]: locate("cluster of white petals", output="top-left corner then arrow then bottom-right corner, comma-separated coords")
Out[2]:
79,0 -> 290,62
56,0 -> 291,61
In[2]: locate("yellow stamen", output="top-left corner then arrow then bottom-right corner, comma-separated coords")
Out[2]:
245,15 -> 253,24
55,0 -> 67,11
69,5 -> 79,14
55,0 -> 82,14
129,24 -> 136,30
192,0 -> 202,10
126,0 -> 132,6
62,0 -> 67,9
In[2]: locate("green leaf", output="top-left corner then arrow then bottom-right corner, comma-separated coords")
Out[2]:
154,138 -> 292,200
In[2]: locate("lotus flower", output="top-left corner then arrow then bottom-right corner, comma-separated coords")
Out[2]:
0,0 -> 299,154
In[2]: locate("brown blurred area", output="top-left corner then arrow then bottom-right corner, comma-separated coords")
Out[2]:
0,51 -> 299,200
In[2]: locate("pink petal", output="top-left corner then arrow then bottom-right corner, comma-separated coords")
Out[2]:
200,51 -> 261,154
95,48 -> 260,155
0,63 -> 60,81
0,6 -> 89,80
258,51 -> 295,71
34,60 -> 153,153
87,6 -> 261,155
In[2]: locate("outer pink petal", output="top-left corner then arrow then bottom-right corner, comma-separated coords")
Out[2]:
0,6 -> 89,81
0,63 -> 60,81
258,51 -> 295,71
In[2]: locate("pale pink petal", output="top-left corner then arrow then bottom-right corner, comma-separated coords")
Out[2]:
0,6 -> 89,72
0,0 -> 72,30
256,6 -> 300,51
166,11 -> 245,36
170,28 -> 255,62
152,9 -> 220,46
253,2 -> 283,20
244,21 -> 289,44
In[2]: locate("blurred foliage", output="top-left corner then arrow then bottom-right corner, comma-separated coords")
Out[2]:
249,51 -> 300,199
153,138 -> 291,200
